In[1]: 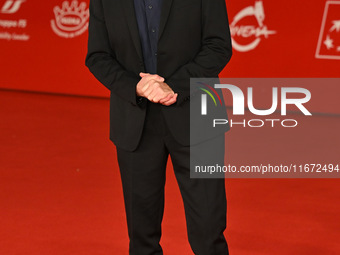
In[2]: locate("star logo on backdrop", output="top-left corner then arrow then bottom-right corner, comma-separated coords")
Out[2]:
323,20 -> 340,51
315,1 -> 340,60
323,35 -> 334,49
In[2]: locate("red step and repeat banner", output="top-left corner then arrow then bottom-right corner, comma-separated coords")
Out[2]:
0,0 -> 339,113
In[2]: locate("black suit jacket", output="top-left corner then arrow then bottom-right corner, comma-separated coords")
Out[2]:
85,0 -> 232,151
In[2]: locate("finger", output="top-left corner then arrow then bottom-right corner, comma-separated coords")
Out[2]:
157,76 -> 165,82
143,74 -> 165,82
139,72 -> 150,78
152,96 -> 161,103
139,76 -> 165,91
153,91 -> 169,103
142,79 -> 157,93
144,87 -> 153,98
141,81 -> 151,92
159,95 -> 172,104
148,86 -> 161,102
140,81 -> 154,97
153,88 -> 171,103
159,93 -> 174,104
163,98 -> 177,106
144,81 -> 158,98
162,94 -> 178,106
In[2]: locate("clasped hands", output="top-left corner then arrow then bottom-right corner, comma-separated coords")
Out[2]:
136,73 -> 178,106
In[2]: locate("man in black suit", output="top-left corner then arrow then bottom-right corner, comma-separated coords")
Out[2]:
86,0 -> 232,254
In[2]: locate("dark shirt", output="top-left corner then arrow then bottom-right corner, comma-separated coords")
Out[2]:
133,0 -> 163,74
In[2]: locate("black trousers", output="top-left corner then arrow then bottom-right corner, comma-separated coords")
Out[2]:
116,102 -> 228,255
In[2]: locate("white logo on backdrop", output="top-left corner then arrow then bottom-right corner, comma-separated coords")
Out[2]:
51,0 -> 89,38
315,1 -> 340,60
0,0 -> 29,41
230,1 -> 276,52
0,0 -> 25,14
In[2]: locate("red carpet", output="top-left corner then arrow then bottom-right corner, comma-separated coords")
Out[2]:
0,90 -> 339,254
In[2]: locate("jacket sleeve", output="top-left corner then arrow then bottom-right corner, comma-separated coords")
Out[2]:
85,0 -> 140,105
166,0 -> 232,105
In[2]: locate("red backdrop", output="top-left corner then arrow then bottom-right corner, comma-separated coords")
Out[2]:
0,0 -> 339,113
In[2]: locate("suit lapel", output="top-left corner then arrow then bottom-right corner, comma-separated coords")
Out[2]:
158,0 -> 174,40
122,0 -> 143,60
